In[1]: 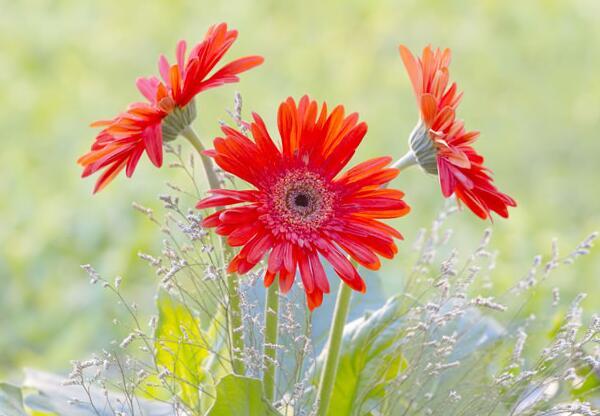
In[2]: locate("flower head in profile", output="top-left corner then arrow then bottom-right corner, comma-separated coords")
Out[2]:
197,96 -> 410,310
78,23 -> 263,192
398,45 -> 516,220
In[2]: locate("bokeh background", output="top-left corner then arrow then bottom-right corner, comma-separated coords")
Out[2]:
1,0 -> 599,379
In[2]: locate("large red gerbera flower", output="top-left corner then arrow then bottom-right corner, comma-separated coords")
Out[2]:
197,96 -> 410,310
398,45 -> 516,220
78,23 -> 263,192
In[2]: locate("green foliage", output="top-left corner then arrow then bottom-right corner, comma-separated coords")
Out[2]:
151,290 -> 232,413
21,369 -> 171,416
571,365 -> 600,400
154,290 -> 211,410
0,383 -> 27,416
203,308 -> 232,382
308,284 -> 512,415
206,375 -> 281,416
314,296 -> 408,415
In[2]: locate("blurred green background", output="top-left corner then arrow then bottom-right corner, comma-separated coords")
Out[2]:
1,0 -> 599,379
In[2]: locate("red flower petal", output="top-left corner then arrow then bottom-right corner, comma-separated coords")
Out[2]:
142,123 -> 163,167
196,189 -> 259,209
319,240 -> 366,293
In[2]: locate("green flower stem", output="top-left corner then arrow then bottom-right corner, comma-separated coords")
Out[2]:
316,282 -> 353,416
391,149 -> 418,171
222,246 -> 245,375
263,283 -> 280,402
180,125 -> 246,375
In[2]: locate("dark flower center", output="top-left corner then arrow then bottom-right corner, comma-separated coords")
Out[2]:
285,187 -> 318,217
294,193 -> 309,208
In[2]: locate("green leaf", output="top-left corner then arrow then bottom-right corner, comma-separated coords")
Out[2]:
203,307 -> 232,380
155,290 -> 212,410
22,369 -> 171,416
316,295 -> 408,416
0,383 -> 27,416
206,375 -> 281,416
198,308 -> 232,414
571,364 -> 600,398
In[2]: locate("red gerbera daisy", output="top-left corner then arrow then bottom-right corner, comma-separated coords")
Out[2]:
197,96 -> 410,310
398,45 -> 516,220
78,23 -> 263,193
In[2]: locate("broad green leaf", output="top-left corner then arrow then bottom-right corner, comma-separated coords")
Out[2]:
443,303 -> 504,363
398,304 -> 505,414
206,375 -> 281,416
315,295 -> 408,416
203,307 -> 232,380
198,308 -> 232,414
0,383 -> 27,416
571,364 -> 600,398
22,369 -> 171,416
155,290 -> 211,410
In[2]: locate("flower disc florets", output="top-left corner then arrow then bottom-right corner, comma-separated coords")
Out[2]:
263,169 -> 336,240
